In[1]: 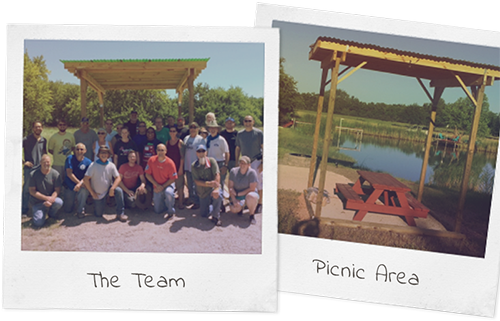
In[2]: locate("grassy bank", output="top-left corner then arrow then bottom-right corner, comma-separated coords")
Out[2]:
293,110 -> 499,154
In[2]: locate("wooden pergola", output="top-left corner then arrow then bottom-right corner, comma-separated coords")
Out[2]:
307,36 -> 500,232
61,58 -> 209,127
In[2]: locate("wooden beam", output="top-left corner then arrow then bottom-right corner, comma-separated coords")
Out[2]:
64,60 -> 208,71
315,56 -> 341,218
177,90 -> 183,118
303,190 -> 315,219
80,76 -> 88,119
103,85 -> 173,90
98,92 -> 104,128
320,50 -> 337,69
416,78 -> 433,103
308,67 -> 329,188
188,68 -> 195,124
319,217 -> 465,240
455,78 -> 487,233
430,74 -> 494,88
80,70 -> 106,94
337,61 -> 367,84
418,86 -> 444,201
176,70 -> 190,93
453,72 -> 478,106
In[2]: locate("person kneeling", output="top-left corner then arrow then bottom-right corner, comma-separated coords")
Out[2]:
83,146 -> 126,222
191,144 -> 223,226
144,144 -> 177,219
118,151 -> 150,209
228,156 -> 259,224
29,154 -> 64,227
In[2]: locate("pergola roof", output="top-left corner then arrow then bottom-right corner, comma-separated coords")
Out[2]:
309,37 -> 500,88
61,58 -> 209,93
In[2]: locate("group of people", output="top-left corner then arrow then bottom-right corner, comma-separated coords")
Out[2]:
22,111 -> 263,228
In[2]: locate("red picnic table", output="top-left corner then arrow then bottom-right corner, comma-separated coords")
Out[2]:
335,170 -> 429,226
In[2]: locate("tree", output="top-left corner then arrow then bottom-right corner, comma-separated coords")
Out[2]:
279,58 -> 304,124
23,52 -> 52,136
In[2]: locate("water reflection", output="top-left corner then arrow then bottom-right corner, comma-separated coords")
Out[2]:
339,135 -> 497,192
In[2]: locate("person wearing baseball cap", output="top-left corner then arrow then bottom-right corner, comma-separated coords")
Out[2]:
190,144 -> 223,226
228,155 -> 259,224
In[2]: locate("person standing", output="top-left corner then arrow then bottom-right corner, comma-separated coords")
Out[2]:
63,143 -> 92,218
83,146 -> 126,221
166,126 -> 185,209
110,123 -> 123,147
182,122 -> 205,209
166,115 -> 176,129
92,128 -> 114,161
176,116 -> 189,141
118,151 -> 149,209
133,121 -> 148,148
124,110 -> 139,138
29,154 -> 63,227
228,156 -> 259,224
191,144 -> 223,226
73,117 -> 98,160
154,116 -> 171,144
206,120 -> 229,197
48,119 -> 75,183
235,115 -> 264,213
144,144 -> 178,219
138,127 -> 162,169
22,121 -> 47,214
113,126 -> 139,170
104,119 -> 117,143
220,117 -> 238,172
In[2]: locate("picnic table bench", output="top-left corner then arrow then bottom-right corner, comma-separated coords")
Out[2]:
335,170 -> 429,226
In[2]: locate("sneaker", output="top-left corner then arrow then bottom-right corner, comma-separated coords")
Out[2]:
237,210 -> 243,216
255,204 -> 262,213
220,205 -> 226,213
165,213 -> 173,220
191,204 -> 200,210
77,212 -> 85,219
116,213 -> 128,222
249,215 -> 256,225
211,216 -> 221,226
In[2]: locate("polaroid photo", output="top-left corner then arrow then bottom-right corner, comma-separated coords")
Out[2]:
4,24 -> 278,311
256,3 -> 500,316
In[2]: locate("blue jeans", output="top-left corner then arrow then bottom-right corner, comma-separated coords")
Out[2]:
199,188 -> 223,219
63,186 -> 89,215
22,167 -> 36,213
32,197 -> 64,227
93,187 -> 124,217
152,184 -> 176,215
185,171 -> 199,205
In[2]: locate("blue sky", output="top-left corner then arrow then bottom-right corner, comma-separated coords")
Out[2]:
24,40 -> 265,98
274,21 -> 500,113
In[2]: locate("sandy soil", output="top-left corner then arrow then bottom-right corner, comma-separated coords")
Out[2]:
278,163 -> 447,231
21,201 -> 262,254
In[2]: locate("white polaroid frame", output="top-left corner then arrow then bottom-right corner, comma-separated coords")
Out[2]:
256,3 -> 500,316
4,24 -> 278,312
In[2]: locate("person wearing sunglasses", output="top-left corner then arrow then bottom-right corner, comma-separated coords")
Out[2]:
235,115 -> 264,213
92,128 -> 114,162
191,144 -> 223,226
63,143 -> 92,218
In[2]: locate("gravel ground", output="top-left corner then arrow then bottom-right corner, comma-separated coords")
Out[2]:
21,202 -> 262,254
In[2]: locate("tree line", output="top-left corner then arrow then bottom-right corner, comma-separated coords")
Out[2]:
279,58 -> 500,137
23,52 -> 263,136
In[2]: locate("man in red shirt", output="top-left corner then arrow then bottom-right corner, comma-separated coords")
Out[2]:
144,144 -> 178,219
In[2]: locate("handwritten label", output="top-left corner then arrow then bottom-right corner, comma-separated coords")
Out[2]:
87,272 -> 186,288
312,259 -> 419,285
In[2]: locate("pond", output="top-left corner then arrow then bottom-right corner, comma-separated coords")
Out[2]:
338,134 -> 497,193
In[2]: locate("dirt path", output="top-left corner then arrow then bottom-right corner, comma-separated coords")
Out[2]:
22,204 -> 262,253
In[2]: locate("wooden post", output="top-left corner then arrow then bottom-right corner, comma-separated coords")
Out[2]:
98,91 -> 104,128
455,81 -> 486,232
315,55 -> 341,218
417,87 -> 444,201
177,90 -> 184,118
308,67 -> 329,188
80,76 -> 88,119
188,68 -> 195,124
